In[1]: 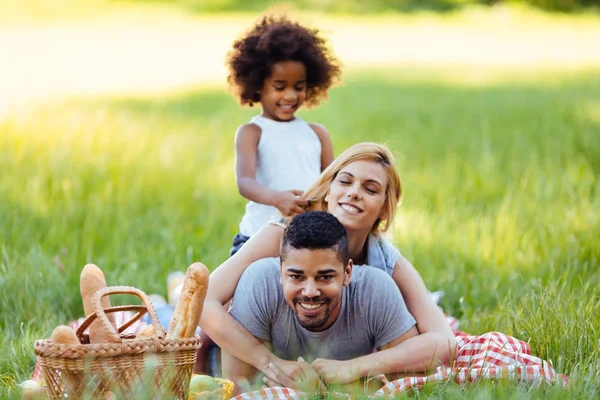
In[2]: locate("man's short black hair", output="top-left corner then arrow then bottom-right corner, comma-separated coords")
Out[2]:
281,211 -> 349,265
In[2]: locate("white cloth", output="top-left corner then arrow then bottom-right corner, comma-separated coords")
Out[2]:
239,115 -> 322,236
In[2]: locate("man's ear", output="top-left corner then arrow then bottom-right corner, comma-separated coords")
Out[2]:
343,259 -> 353,286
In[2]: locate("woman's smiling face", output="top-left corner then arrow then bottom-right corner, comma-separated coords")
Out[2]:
325,160 -> 388,233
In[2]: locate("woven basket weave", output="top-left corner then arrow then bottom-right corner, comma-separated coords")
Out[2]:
34,286 -> 202,399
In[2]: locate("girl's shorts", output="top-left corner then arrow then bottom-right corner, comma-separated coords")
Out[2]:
229,233 -> 250,256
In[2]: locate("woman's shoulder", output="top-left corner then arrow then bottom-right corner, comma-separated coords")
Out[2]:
268,214 -> 290,229
366,233 -> 401,276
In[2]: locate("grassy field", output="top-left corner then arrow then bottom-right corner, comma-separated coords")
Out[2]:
1,67 -> 599,398
1,5 -> 600,399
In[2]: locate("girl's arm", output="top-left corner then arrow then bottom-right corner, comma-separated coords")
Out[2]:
199,224 -> 284,370
236,123 -> 308,215
235,123 -> 276,205
308,123 -> 334,171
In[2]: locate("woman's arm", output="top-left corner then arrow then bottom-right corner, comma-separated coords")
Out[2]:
387,255 -> 457,368
311,257 -> 456,383
311,325 -> 420,384
199,224 -> 284,370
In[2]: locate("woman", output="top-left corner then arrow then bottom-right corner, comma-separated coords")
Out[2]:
199,142 -> 456,385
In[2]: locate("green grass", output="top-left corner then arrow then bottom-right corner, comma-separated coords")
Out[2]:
1,65 -> 599,398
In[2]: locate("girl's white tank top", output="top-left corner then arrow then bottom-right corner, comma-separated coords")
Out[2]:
239,115 -> 322,236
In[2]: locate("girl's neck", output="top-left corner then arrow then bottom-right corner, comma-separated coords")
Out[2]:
260,111 -> 297,123
346,229 -> 370,265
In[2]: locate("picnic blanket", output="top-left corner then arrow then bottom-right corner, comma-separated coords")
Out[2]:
32,314 -> 567,397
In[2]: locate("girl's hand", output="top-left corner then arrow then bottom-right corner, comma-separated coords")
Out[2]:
263,357 -> 326,393
274,190 -> 308,217
312,358 -> 360,384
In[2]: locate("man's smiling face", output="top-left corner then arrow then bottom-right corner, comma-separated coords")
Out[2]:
280,248 -> 352,332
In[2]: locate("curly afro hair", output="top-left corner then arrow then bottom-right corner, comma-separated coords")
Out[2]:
281,211 -> 349,266
226,15 -> 341,107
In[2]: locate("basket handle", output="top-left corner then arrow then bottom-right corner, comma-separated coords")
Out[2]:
76,304 -> 148,338
77,286 -> 166,343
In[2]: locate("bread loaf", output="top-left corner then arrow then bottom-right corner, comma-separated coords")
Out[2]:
80,264 -> 116,343
166,263 -> 209,339
49,325 -> 80,394
50,325 -> 79,345
135,324 -> 155,339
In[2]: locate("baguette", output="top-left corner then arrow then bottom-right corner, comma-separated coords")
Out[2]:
80,264 -> 116,343
166,263 -> 209,339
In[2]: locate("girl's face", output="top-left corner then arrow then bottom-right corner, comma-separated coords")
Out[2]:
259,60 -> 307,122
325,160 -> 389,234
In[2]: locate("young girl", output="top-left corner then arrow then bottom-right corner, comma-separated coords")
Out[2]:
195,15 -> 342,374
227,14 -> 341,256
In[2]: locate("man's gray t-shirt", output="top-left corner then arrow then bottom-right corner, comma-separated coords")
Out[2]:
229,258 -> 416,362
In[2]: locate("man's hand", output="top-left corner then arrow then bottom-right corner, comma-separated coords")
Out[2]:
274,190 -> 308,217
312,358 -> 361,384
263,357 -> 326,394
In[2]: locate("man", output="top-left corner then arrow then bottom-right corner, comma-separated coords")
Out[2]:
224,211 -> 419,391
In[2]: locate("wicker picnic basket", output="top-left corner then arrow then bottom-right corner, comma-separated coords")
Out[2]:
34,286 -> 203,399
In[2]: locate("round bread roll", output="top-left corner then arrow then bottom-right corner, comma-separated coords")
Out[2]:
50,325 -> 80,345
135,324 -> 155,339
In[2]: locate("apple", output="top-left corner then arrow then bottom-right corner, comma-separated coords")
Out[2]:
19,380 -> 43,400
189,374 -> 219,393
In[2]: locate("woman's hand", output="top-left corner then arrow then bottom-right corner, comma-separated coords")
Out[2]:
311,358 -> 360,384
263,357 -> 326,394
260,358 -> 301,385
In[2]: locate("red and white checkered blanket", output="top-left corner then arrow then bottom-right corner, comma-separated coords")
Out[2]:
33,314 -> 568,398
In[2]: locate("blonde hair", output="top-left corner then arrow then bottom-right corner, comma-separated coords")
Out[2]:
303,142 -> 402,234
